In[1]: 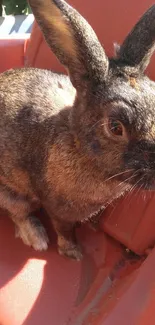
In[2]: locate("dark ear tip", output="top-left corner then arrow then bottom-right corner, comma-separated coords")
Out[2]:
141,4 -> 155,20
117,3 -> 155,73
148,4 -> 155,10
144,4 -> 155,14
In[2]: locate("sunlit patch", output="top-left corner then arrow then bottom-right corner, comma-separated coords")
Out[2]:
0,259 -> 46,324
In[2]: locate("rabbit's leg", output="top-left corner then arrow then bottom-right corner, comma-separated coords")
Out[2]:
52,219 -> 83,261
15,215 -> 49,251
0,187 -> 49,251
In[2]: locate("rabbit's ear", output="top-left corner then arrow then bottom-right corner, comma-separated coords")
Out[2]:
118,5 -> 155,73
28,0 -> 109,92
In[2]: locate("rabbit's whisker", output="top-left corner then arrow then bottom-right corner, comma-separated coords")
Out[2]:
115,171 -> 138,189
130,176 -> 144,193
104,168 -> 135,183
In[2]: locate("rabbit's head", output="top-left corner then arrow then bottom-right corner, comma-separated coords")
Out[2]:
28,0 -> 155,189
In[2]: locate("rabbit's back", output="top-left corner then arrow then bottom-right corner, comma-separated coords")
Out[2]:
0,68 -> 75,116
0,68 -> 75,155
0,68 -> 75,197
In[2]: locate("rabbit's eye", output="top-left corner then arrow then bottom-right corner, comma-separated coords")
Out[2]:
108,119 -> 123,136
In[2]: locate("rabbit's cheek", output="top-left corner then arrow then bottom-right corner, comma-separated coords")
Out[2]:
91,140 -> 102,154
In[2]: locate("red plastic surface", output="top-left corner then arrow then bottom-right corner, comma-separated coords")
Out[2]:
0,37 -> 30,73
0,214 -> 148,325
1,214 -> 155,325
103,191 -> 155,256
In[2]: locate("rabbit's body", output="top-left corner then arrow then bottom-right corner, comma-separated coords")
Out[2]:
0,67 -> 130,258
0,68 -> 127,220
1,0 -> 155,259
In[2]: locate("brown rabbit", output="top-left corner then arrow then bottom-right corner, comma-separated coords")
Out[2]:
0,0 -> 155,260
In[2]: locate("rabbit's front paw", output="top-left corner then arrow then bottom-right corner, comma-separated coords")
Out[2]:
58,241 -> 83,261
15,215 -> 49,251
